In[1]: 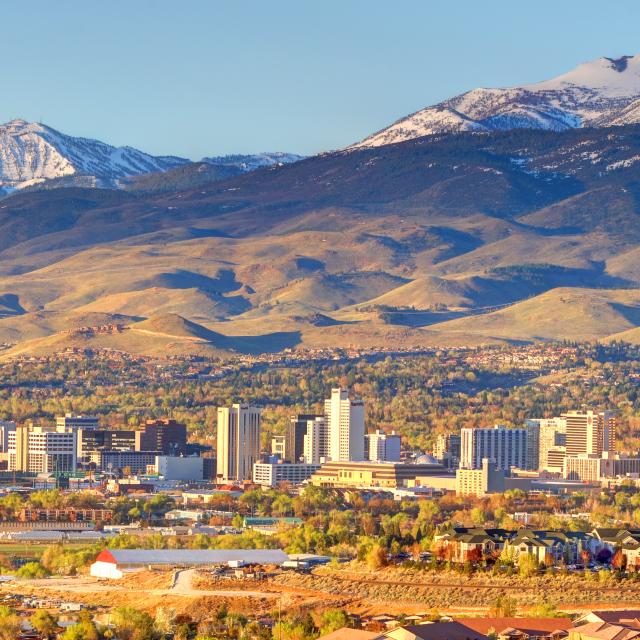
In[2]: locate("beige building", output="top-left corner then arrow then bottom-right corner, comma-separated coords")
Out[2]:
216,404 -> 261,482
455,458 -> 505,496
563,410 -> 615,457
564,452 -> 640,482
8,424 -> 77,474
310,460 -> 446,489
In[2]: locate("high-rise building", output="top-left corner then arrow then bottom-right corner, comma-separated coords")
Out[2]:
433,433 -> 461,469
460,425 -> 527,471
526,417 -> 567,471
137,419 -> 187,455
8,425 -> 77,474
0,421 -> 16,453
303,417 -> 325,464
216,404 -> 261,482
325,388 -> 365,462
365,429 -> 401,462
285,414 -> 319,463
56,414 -> 99,430
562,410 -> 615,457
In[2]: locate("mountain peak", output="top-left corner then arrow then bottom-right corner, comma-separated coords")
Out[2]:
528,53 -> 640,97
354,54 -> 640,148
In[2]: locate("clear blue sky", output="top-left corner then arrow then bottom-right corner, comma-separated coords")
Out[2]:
2,0 -> 640,158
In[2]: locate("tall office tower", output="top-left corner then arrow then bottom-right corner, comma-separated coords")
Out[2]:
433,433 -> 461,469
460,425 -> 527,471
325,388 -> 365,462
524,421 -> 540,471
303,417 -> 325,464
216,404 -> 261,482
526,417 -> 567,470
8,425 -> 77,474
138,419 -> 187,455
56,414 -> 99,430
286,414 -> 320,463
0,421 -> 16,453
366,429 -> 401,462
562,410 -> 616,457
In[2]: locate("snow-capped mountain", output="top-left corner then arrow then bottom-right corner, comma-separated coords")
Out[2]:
0,120 -> 304,194
201,152 -> 305,171
0,119 -> 189,191
354,55 -> 640,148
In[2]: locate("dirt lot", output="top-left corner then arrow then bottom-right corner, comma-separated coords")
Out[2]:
6,564 -> 640,620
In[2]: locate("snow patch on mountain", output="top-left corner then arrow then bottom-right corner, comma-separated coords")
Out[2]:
0,119 -> 188,190
201,152 -> 305,171
354,55 -> 640,148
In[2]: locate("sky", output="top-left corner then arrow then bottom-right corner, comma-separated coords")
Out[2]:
2,0 -> 640,158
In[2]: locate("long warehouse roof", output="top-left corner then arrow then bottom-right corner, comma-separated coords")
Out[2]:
95,548 -> 288,565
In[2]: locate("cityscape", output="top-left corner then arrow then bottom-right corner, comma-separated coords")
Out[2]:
4,1 -> 640,639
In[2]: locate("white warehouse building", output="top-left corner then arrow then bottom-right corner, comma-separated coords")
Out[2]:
90,548 -> 289,579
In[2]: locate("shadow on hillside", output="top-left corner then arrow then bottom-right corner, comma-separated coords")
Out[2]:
223,331 -> 302,354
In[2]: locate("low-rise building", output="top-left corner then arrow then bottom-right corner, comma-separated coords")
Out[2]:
253,461 -> 320,487
455,458 -> 505,496
309,460 -> 447,489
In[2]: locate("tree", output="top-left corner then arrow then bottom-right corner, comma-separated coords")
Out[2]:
16,561 -> 49,579
367,544 -> 388,570
518,553 -> 539,578
31,610 -> 59,639
111,607 -> 155,640
0,606 -> 20,640
61,621 -> 99,640
319,610 -> 352,636
612,549 -> 627,571
490,595 -> 517,618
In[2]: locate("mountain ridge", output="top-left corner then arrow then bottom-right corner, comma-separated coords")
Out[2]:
353,54 -> 640,148
0,119 -> 303,193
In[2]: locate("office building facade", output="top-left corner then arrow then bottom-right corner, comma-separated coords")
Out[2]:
325,388 -> 365,462
366,429 -> 401,462
460,425 -> 527,471
216,404 -> 261,482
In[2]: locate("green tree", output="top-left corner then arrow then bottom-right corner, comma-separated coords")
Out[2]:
31,610 -> 59,639
0,606 -> 21,640
16,561 -> 49,579
319,609 -> 352,635
111,607 -> 155,640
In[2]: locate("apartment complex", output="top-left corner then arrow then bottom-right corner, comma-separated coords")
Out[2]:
216,404 -> 261,482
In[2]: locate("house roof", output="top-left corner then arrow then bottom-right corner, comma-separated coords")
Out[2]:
318,629 -> 378,640
384,618 -> 573,640
94,548 -> 288,566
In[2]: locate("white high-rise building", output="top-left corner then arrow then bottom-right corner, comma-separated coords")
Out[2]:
325,388 -> 365,462
8,425 -> 77,474
303,417 -> 325,464
460,425 -> 527,471
366,429 -> 401,462
216,404 -> 261,482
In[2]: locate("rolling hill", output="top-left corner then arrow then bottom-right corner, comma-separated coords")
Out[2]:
2,120 -> 640,355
